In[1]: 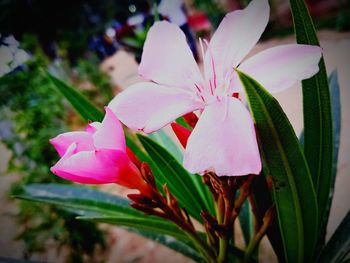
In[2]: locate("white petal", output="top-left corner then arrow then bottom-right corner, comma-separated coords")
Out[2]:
184,98 -> 261,176
205,0 -> 270,83
233,44 -> 322,93
139,21 -> 203,91
108,82 -> 204,133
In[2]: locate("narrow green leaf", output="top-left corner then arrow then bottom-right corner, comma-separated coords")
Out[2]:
47,73 -> 104,122
251,173 -> 284,262
238,199 -> 254,246
317,210 -> 350,263
77,215 -> 189,241
147,130 -> 215,215
176,117 -> 192,130
16,183 -> 139,217
17,184 -> 190,242
317,70 -> 342,249
148,129 -> 184,162
137,134 -> 212,222
130,230 -> 204,262
16,184 -> 203,261
238,70 -> 318,263
125,133 -> 171,195
289,0 -> 333,233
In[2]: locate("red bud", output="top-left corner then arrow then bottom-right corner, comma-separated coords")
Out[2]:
183,112 -> 198,128
171,123 -> 191,148
126,147 -> 142,169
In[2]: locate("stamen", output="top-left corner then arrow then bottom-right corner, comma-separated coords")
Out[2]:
194,83 -> 202,93
193,80 -> 205,102
209,79 -> 214,95
195,92 -> 206,103
203,39 -> 217,90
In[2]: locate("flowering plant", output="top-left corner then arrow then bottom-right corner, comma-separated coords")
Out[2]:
18,0 -> 348,262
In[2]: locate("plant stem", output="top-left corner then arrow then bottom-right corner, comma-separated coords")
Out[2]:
186,232 -> 217,263
244,205 -> 275,262
217,196 -> 232,262
218,237 -> 228,263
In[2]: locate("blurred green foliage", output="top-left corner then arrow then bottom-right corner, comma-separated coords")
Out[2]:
192,0 -> 225,28
74,57 -> 113,106
0,44 -> 107,262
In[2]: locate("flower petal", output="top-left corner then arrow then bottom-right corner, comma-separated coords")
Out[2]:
50,131 -> 94,157
139,21 -> 203,90
86,122 -> 101,133
233,44 -> 322,93
51,144 -> 143,188
184,98 -> 261,176
205,0 -> 269,82
108,82 -> 205,133
93,107 -> 126,151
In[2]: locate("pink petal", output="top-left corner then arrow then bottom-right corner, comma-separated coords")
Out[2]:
51,144 -> 105,183
51,144 -> 142,187
50,131 -> 94,157
108,82 -> 205,133
92,107 -> 126,151
205,0 -> 269,83
183,98 -> 261,176
138,21 -> 203,91
86,122 -> 101,133
233,44 -> 322,93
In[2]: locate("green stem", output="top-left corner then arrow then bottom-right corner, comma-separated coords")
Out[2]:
244,206 -> 275,262
218,237 -> 228,263
244,233 -> 262,262
186,232 -> 216,263
217,196 -> 230,263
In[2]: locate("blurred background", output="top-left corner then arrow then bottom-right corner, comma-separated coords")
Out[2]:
0,0 -> 349,262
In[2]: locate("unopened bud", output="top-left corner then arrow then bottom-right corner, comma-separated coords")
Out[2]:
140,162 -> 156,189
171,123 -> 191,148
183,112 -> 198,128
126,147 -> 142,169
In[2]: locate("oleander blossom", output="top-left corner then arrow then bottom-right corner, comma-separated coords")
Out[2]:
50,107 -> 149,194
108,0 -> 322,176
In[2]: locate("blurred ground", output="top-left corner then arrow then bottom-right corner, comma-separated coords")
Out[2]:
1,29 -> 350,262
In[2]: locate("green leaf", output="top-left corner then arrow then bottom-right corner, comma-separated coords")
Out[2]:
16,183 -> 139,217
251,174 -> 284,262
317,70 -> 342,249
17,184 -> 190,242
176,117 -> 192,130
137,134 -> 214,222
47,73 -> 104,122
237,70 -> 318,263
77,215 -> 188,241
148,129 -> 183,162
147,130 -> 215,215
16,184 -> 204,261
289,0 -> 333,233
125,132 -> 177,193
130,230 -> 204,262
238,199 -> 254,246
317,210 -> 350,263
